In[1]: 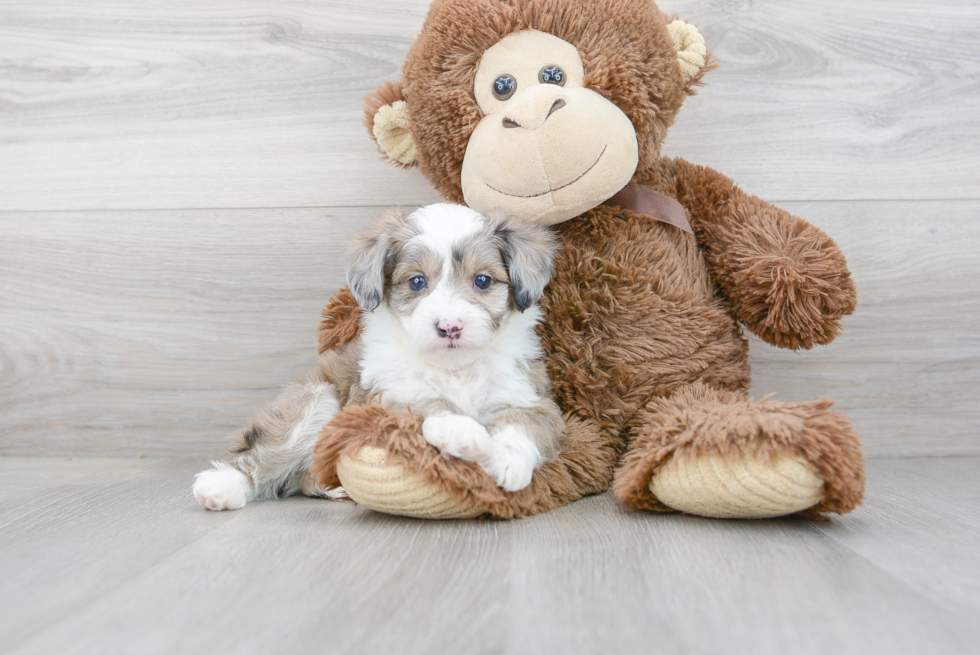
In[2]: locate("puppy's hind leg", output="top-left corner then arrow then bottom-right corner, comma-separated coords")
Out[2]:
193,461 -> 252,511
193,380 -> 342,511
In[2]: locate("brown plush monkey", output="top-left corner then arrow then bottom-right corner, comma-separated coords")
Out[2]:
310,0 -> 865,519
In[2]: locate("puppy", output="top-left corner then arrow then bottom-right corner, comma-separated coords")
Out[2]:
348,203 -> 565,490
193,203 -> 563,510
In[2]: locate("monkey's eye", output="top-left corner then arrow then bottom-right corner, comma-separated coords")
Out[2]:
409,275 -> 427,292
473,274 -> 492,290
492,74 -> 517,100
538,65 -> 565,86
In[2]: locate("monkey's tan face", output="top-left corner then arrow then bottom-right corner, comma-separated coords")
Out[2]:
461,30 -> 639,226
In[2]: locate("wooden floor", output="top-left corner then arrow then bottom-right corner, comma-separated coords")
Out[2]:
1,456 -> 978,654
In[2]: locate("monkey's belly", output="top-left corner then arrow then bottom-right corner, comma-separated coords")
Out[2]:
539,207 -> 750,431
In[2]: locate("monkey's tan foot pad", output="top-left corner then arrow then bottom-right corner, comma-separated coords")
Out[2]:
612,386 -> 865,517
336,446 -> 483,519
650,452 -> 824,519
312,403 -> 618,520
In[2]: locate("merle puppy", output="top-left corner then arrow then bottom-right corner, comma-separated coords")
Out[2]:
193,203 -> 564,510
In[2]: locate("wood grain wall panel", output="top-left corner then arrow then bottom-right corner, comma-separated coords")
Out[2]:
664,0 -> 980,201
750,200 -> 980,456
1,201 -> 976,457
0,0 -> 438,211
1,0 -> 978,211
0,207 -> 373,456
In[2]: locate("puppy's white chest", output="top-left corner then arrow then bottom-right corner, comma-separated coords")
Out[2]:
421,363 -> 497,418
362,350 -> 534,423
358,301 -> 544,423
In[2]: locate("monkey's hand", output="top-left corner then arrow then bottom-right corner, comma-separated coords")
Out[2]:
658,158 -> 857,350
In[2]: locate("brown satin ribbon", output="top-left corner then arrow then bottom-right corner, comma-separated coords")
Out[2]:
603,185 -> 693,234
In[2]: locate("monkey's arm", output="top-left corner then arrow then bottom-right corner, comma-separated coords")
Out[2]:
648,156 -> 856,350
318,287 -> 363,354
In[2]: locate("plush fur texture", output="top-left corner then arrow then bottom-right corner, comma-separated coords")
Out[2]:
365,0 -> 711,202
310,0 -> 864,519
312,402 -> 619,519
612,383 -> 864,515
638,158 -> 857,350
318,287 -> 362,355
312,206 -> 862,517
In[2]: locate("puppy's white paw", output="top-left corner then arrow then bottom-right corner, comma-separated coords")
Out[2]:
324,486 -> 349,500
422,414 -> 492,462
193,465 -> 250,511
483,426 -> 541,492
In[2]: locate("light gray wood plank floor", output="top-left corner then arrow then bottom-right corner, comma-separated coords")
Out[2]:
0,456 -> 977,655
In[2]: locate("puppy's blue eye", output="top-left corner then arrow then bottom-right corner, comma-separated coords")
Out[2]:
492,74 -> 517,100
539,65 -> 565,86
409,275 -> 427,291
474,274 -> 492,290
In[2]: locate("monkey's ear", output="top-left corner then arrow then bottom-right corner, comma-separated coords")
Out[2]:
364,81 -> 418,167
667,20 -> 712,89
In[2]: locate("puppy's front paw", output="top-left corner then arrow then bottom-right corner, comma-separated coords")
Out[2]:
193,465 -> 250,511
422,414 -> 491,462
483,426 -> 541,492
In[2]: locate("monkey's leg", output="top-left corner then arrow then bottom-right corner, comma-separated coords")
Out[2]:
311,404 -> 617,519
613,383 -> 864,518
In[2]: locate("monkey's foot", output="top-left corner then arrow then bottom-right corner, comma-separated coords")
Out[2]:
337,446 -> 482,519
311,402 -> 617,520
613,383 -> 865,519
649,451 -> 824,519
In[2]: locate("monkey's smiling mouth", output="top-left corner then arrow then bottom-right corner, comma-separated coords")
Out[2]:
486,146 -> 606,198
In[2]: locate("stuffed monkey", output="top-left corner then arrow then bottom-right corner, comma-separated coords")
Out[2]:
310,0 -> 865,519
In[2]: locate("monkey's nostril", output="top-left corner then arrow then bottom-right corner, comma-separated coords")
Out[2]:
546,98 -> 566,120
502,98 -> 565,130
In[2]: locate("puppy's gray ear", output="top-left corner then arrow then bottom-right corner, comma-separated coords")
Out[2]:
494,219 -> 558,312
345,210 -> 405,311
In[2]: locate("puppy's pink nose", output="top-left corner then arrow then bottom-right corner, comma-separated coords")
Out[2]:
436,319 -> 464,339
